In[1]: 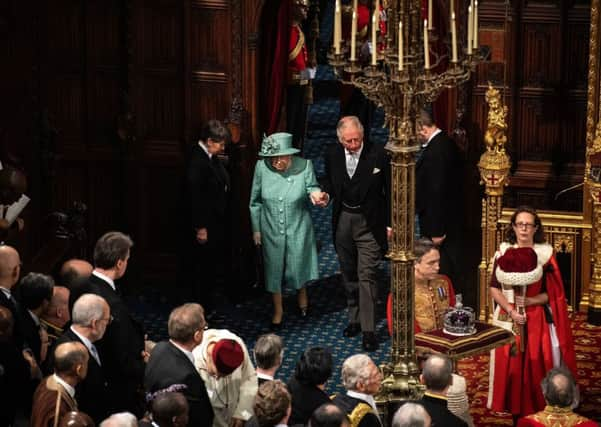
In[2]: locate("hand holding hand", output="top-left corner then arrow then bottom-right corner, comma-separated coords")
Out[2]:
253,232 -> 262,246
196,228 -> 208,244
509,308 -> 527,325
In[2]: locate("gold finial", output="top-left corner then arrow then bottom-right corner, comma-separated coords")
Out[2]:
484,82 -> 508,154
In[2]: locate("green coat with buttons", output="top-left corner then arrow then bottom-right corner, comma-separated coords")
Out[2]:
249,156 -> 320,293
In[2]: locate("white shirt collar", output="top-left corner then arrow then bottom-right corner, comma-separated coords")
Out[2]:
53,373 -> 76,398
70,325 -> 95,352
199,140 -> 212,159
0,286 -> 11,299
170,340 -> 195,365
92,270 -> 116,291
28,310 -> 40,326
257,372 -> 274,382
345,144 -> 364,159
347,390 -> 379,414
423,128 -> 442,148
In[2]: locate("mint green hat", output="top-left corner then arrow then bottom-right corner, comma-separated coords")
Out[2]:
259,132 -> 300,157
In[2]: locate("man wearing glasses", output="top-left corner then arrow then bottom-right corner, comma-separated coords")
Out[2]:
50,293 -> 112,424
320,116 -> 391,352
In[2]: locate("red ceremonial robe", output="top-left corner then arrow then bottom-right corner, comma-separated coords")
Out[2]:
487,243 -> 577,417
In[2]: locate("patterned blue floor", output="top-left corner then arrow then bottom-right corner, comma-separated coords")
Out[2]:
131,41 -> 394,396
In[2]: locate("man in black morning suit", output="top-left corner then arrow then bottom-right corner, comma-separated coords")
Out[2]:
145,303 -> 214,427
50,293 -> 112,424
182,119 -> 230,313
319,116 -> 390,352
416,354 -> 467,427
415,108 -> 466,305
85,231 -> 147,417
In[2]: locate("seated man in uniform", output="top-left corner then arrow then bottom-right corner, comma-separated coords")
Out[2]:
387,237 -> 455,334
332,354 -> 382,427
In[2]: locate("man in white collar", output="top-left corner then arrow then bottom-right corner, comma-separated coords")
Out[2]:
332,354 -> 383,427
253,333 -> 283,385
182,119 -> 231,317
51,293 -> 112,424
84,231 -> 147,417
30,341 -> 89,427
145,303 -> 214,427
415,106 -> 467,306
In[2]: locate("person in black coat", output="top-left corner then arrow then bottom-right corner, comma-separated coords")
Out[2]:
332,354 -> 382,427
319,116 -> 391,352
181,120 -> 231,313
287,347 -> 333,426
417,354 -> 467,427
415,108 -> 466,305
81,231 -> 147,417
50,293 -> 112,424
145,303 -> 214,427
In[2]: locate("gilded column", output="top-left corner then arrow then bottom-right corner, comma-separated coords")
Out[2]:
477,84 -> 510,321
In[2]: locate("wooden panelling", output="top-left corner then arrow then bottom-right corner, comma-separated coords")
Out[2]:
139,76 -> 183,140
190,81 -> 231,132
45,75 -> 85,143
520,23 -> 561,88
87,73 -> 121,145
141,4 -> 181,67
189,5 -> 231,72
87,0 -> 123,67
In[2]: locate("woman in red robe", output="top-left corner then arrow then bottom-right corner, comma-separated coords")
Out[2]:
487,206 -> 577,420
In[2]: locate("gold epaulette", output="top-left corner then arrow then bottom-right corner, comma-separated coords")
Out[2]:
349,402 -> 374,427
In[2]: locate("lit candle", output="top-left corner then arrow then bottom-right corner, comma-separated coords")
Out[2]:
473,0 -> 479,49
334,0 -> 341,54
451,12 -> 457,63
428,0 -> 433,30
398,20 -> 403,70
372,13 -> 377,65
467,5 -> 473,55
423,19 -> 430,69
351,11 -> 357,61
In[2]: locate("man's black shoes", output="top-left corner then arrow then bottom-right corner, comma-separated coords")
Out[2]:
343,323 -> 361,337
362,332 -> 378,352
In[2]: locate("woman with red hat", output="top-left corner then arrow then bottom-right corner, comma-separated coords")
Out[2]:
487,206 -> 576,421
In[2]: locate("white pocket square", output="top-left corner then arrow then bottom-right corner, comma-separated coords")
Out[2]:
373,168 -> 381,174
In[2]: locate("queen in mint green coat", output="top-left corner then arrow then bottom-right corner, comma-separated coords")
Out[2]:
250,133 -> 322,326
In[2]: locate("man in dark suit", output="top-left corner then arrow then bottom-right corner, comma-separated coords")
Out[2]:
415,108 -> 466,304
60,258 -> 93,312
253,333 -> 283,385
182,120 -> 230,314
84,231 -> 147,417
320,116 -> 390,351
50,293 -> 112,424
332,354 -> 383,427
145,303 -> 214,427
417,354 -> 467,427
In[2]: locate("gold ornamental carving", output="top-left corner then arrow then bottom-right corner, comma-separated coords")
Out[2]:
478,83 -> 511,197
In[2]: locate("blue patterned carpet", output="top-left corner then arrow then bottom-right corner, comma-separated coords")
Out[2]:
129,61 -> 392,395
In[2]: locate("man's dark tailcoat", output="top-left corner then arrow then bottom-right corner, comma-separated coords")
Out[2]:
320,141 -> 390,251
415,130 -> 466,302
145,340 -> 214,427
86,273 -> 145,416
51,328 -> 112,424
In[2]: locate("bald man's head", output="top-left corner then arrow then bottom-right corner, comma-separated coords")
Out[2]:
0,246 -> 20,288
43,286 -> 70,327
59,259 -> 93,289
54,341 -> 89,379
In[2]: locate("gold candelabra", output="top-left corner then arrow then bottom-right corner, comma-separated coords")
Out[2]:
328,0 -> 483,416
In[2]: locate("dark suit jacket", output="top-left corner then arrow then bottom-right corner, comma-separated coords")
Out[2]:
185,144 -> 230,233
287,377 -> 331,426
418,394 -> 467,427
332,393 -> 381,427
0,290 -> 24,349
320,142 -> 391,250
86,273 -> 145,416
145,341 -> 214,427
19,309 -> 43,365
415,130 -> 462,239
52,328 -> 112,424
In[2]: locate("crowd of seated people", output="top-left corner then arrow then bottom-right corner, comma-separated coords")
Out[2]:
1,225 -> 594,427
